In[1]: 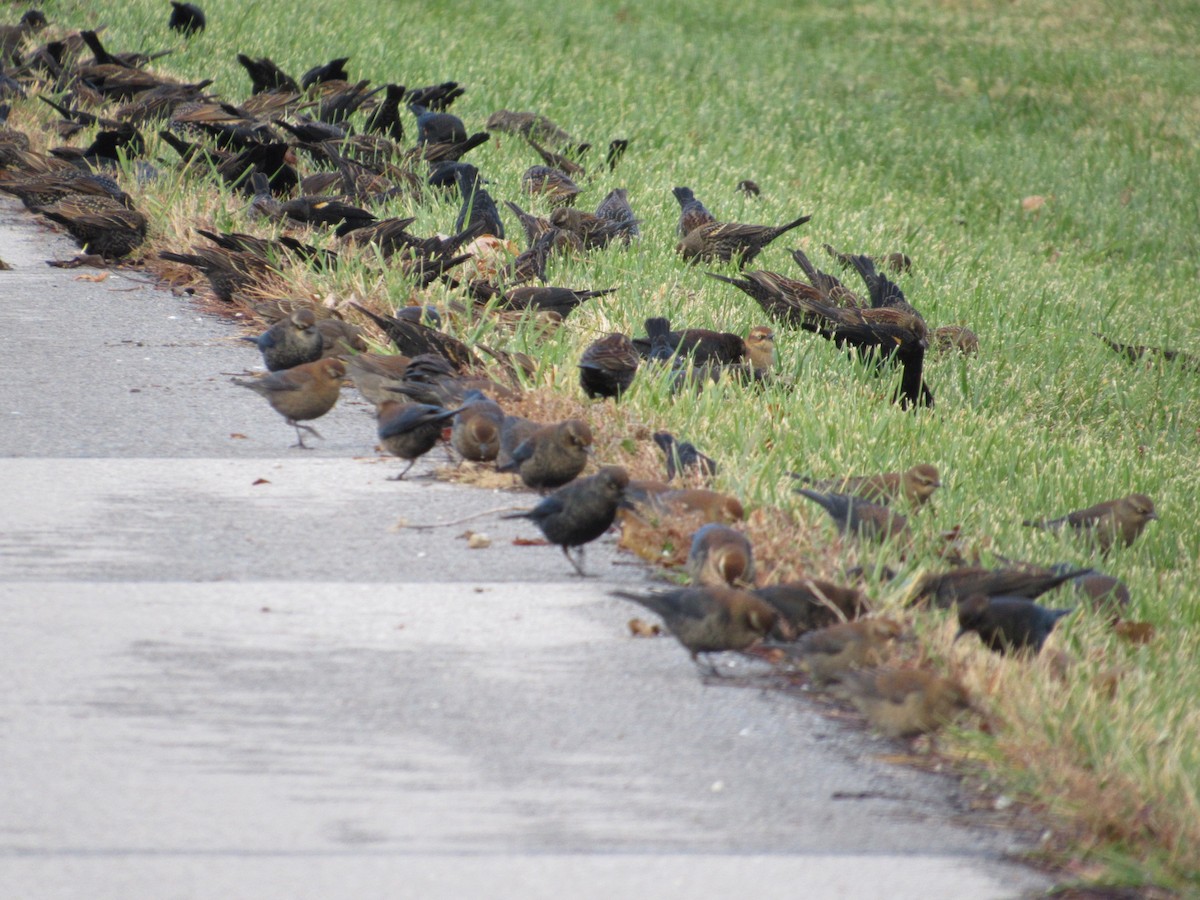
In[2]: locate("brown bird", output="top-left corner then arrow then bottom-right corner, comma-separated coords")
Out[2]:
784,617 -> 905,684
1023,493 -> 1157,554
676,214 -> 811,266
521,164 -> 581,206
612,585 -> 781,673
496,418 -> 593,490
913,564 -> 1091,610
160,246 -> 273,302
578,332 -> 640,400
687,523 -> 755,587
351,301 -> 478,372
344,353 -> 412,406
755,579 -> 868,636
504,466 -> 629,575
672,186 -> 717,237
796,489 -> 910,543
836,668 -> 971,739
376,400 -> 462,479
231,357 -> 346,448
935,325 -> 979,356
954,594 -> 1075,656
548,206 -> 626,249
1049,563 -> 1130,620
794,463 -> 941,508
633,317 -> 774,370
1095,333 -> 1200,374
242,308 -> 323,372
450,390 -> 505,462
629,488 -> 744,524
36,196 -> 147,259
594,188 -> 639,243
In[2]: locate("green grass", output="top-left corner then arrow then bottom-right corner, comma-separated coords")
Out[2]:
22,0 -> 1200,889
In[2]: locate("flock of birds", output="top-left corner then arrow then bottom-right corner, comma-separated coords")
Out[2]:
0,7 -> 1164,742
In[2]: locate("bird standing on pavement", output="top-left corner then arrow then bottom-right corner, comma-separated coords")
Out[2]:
497,418 -> 593,490
450,390 -> 505,462
376,400 -> 461,479
232,357 -> 346,448
504,466 -> 629,575
242,308 -> 324,372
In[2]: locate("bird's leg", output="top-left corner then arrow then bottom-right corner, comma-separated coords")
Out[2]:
387,459 -> 416,481
563,545 -> 588,577
694,653 -> 722,678
289,420 -> 321,449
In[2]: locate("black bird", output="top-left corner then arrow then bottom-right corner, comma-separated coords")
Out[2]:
578,333 -> 640,399
499,286 -> 615,319
673,186 -> 716,237
351,302 -> 478,372
376,400 -> 462,479
411,102 -> 466,145
503,466 -> 630,576
954,594 -> 1075,656
37,197 -> 147,259
677,214 -> 811,266
653,431 -> 717,481
796,489 -> 909,542
362,83 -> 406,141
454,163 -> 504,239
168,2 -> 205,34
301,57 -> 350,90
605,139 -> 628,171
236,54 -> 299,94
914,564 -> 1091,610
242,308 -> 324,372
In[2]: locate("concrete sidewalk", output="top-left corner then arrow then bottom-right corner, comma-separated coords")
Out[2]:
0,200 -> 1052,898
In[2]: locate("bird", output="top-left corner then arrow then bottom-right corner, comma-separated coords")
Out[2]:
612,585 -> 781,673
631,488 -> 745,524
676,214 -> 811,266
913,564 -> 1091,610
594,188 -> 639,243
503,466 -> 629,575
1094,333 -> 1200,374
499,285 -> 615,320
687,523 -> 755,587
672,186 -> 717,236
168,2 -> 205,34
376,400 -> 462,479
1048,563 -> 1131,620
548,207 -> 626,249
36,196 -> 147,259
793,464 -> 942,508
736,179 -> 761,197
578,332 -> 640,399
954,594 -> 1075,656
454,163 -> 504,238
496,418 -> 593,490
653,431 -> 717,481
521,164 -> 581,206
1024,493 -> 1157,554
796,489 -> 909,542
242,308 -> 323,372
836,668 -> 971,739
754,579 -> 868,636
633,317 -> 775,370
450,390 -> 505,462
159,246 -> 273,303
782,617 -> 905,684
231,357 -> 346,449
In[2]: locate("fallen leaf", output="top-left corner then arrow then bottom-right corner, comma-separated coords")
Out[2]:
251,478 -> 270,485
627,617 -> 662,638
76,272 -> 109,282
229,433 -> 247,439
512,537 -> 548,546
1021,194 -> 1048,212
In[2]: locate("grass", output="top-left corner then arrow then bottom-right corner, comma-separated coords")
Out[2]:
14,0 -> 1200,890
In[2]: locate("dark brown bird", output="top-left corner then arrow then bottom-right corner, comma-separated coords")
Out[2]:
653,431 -> 717,481
499,285 -> 615,319
497,418 -> 593,490
1094,333 -> 1200,374
736,179 -> 761,197
796,489 -> 910,543
836,668 -> 971,738
914,564 -> 1091,610
450,390 -> 505,462
755,579 -> 868,636
36,196 -> 146,259
376,400 -> 462,479
613,585 -> 781,672
169,2 -> 205,34
955,594 -> 1074,656
794,463 -> 942,508
232,357 -> 346,448
242,308 -> 323,371
637,488 -> 745,524
594,188 -> 639,243
1024,493 -> 1157,554
351,301 -> 478,372
504,466 -> 629,576
672,186 -> 716,237
687,524 -> 755,587
935,325 -> 979,355
525,135 -> 587,178
782,617 -> 905,684
633,317 -> 774,370
548,206 -> 626,249
578,332 -> 639,400
454,163 -> 503,238
160,245 -> 274,302
521,165 -> 581,206
676,214 -> 811,266
485,109 -> 572,145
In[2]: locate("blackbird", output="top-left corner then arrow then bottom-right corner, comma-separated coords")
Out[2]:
450,390 -> 505,462
594,188 -> 639,243
1049,563 -> 1131,620
232,357 -> 346,448
653,431 -> 717,481
783,617 -> 904,684
242,308 -> 323,371
754,580 -> 867,636
914,564 -> 1091,610
1024,493 -> 1157,554
504,466 -> 629,575
796,489 -> 909,542
836,668 -> 971,738
634,317 -> 774,369
362,83 -> 407,141
497,418 -> 593,490
376,400 -> 461,479
687,523 -> 755,588
454,163 -> 504,239
168,2 -> 205,35
794,463 -> 941,508
1094,333 -> 1200,374
36,196 -> 146,259
160,246 -> 273,302
578,332 -> 639,400
499,286 -> 614,319
634,488 -> 744,524
548,207 -> 627,249
954,594 -> 1074,656
613,585 -> 781,672
676,214 -> 811,266
525,135 -> 587,177
521,165 -> 580,206
673,186 -> 716,237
